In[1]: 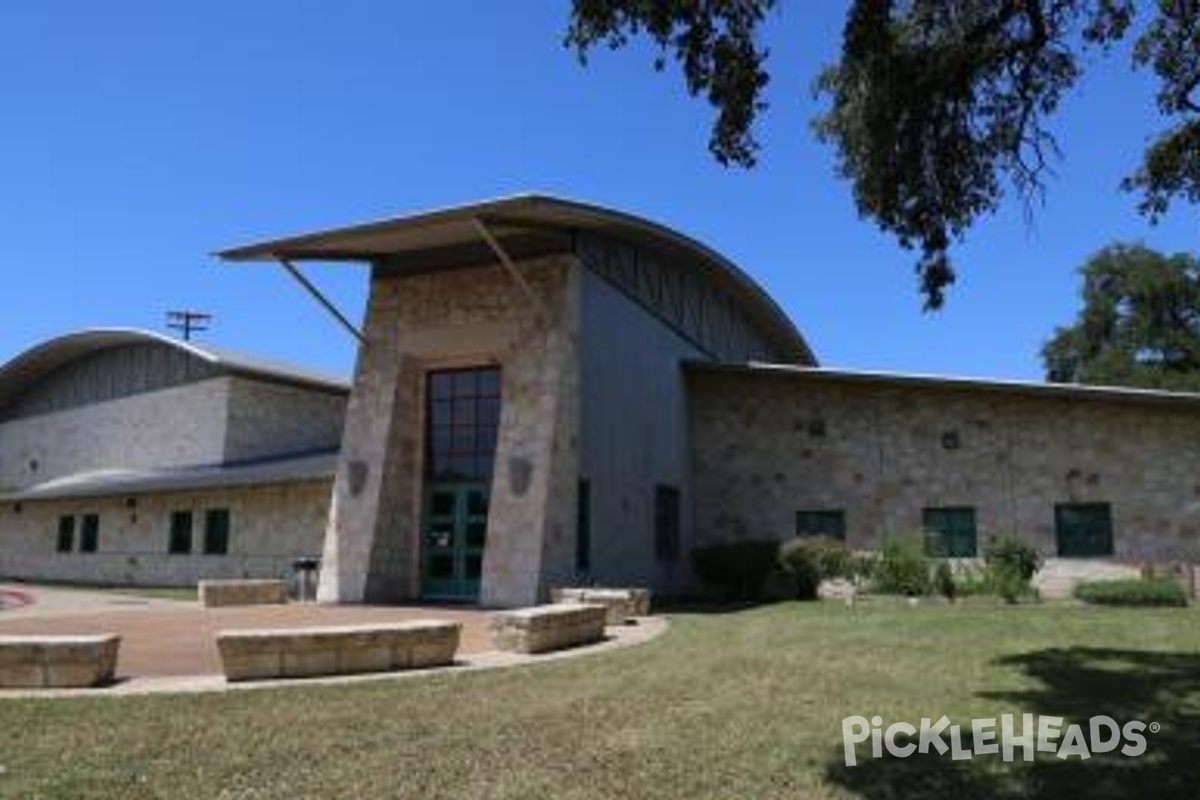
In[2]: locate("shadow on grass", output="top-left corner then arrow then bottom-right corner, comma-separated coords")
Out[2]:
825,647 -> 1200,799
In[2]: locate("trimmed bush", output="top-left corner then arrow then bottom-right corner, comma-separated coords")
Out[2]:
1074,578 -> 1189,607
691,541 -> 780,601
984,536 -> 1042,603
933,561 -> 957,601
777,537 -> 852,600
950,563 -> 996,597
848,552 -> 878,585
871,535 -> 930,596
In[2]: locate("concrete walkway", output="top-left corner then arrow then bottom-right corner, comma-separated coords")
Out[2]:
0,583 -> 668,698
0,583 -> 188,619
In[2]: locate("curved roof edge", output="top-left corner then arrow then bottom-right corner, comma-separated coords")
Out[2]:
0,328 -> 349,412
217,194 -> 817,365
0,449 -> 339,502
688,361 -> 1200,408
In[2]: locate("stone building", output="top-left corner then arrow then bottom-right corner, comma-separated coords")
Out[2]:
0,329 -> 347,585
215,194 -> 1200,605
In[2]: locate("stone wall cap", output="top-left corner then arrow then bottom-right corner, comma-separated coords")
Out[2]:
492,603 -> 607,621
218,621 -> 460,639
0,634 -> 120,646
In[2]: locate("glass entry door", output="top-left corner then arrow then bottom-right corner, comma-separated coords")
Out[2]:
421,365 -> 501,601
421,483 -> 488,600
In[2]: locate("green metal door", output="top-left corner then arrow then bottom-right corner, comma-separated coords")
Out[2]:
1055,503 -> 1114,557
422,483 -> 489,600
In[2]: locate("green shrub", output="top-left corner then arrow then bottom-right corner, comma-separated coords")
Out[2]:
984,536 -> 1041,581
984,536 -> 1042,603
1074,578 -> 1189,607
949,563 -> 994,597
848,551 -> 878,584
933,561 -> 957,601
691,540 -> 780,601
777,537 -> 852,600
871,535 -> 930,596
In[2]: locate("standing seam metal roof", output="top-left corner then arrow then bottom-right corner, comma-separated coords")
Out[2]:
0,328 -> 349,414
217,194 -> 817,365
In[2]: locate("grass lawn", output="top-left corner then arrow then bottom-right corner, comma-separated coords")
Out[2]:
1,601 -> 1198,799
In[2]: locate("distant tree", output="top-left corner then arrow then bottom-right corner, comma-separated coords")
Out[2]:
1042,244 -> 1200,390
565,2 -> 1200,309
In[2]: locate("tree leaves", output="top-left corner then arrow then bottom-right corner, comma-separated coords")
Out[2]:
814,1 -> 1131,309
565,1 -> 1198,310
564,0 -> 777,167
1042,243 -> 1200,390
1125,1 -> 1200,218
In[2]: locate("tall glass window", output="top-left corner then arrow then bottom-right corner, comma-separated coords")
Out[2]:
169,511 -> 193,554
79,514 -> 100,553
426,367 -> 501,482
56,516 -> 75,553
204,509 -> 231,555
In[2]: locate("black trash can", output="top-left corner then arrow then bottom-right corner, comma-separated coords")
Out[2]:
292,556 -> 320,602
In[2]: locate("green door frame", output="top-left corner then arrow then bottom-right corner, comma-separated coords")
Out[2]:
421,482 -> 489,600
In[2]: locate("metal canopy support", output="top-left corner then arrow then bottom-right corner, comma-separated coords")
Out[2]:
471,217 -> 549,320
275,257 -> 367,345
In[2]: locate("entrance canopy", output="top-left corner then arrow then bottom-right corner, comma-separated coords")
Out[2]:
217,194 -> 816,365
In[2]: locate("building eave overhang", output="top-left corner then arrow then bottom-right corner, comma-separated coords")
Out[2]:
0,451 -> 339,503
216,194 -> 816,365
687,361 -> 1200,408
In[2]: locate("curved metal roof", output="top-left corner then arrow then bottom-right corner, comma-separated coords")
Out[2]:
218,194 -> 817,364
0,328 -> 348,415
0,449 -> 338,502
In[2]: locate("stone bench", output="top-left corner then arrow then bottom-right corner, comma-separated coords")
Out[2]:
0,634 -> 120,688
199,579 -> 289,608
216,620 -> 461,682
489,603 -> 607,654
550,587 -> 651,624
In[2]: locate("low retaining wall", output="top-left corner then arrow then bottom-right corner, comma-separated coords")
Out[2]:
550,587 -> 651,624
490,603 -> 607,654
1033,559 -> 1144,599
216,621 -> 461,681
0,634 -> 120,688
199,579 -> 289,608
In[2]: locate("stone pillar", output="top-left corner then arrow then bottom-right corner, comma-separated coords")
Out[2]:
317,275 -> 409,603
479,323 -> 579,606
318,257 -> 580,606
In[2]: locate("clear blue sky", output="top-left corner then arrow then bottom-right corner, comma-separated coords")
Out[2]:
1,2 -> 1195,380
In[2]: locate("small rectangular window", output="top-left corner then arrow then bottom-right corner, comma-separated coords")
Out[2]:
79,514 -> 99,553
654,484 -> 681,562
1055,503 -> 1114,557
56,516 -> 75,553
169,510 -> 193,554
923,507 -> 977,557
795,510 -> 846,540
204,508 -> 230,555
576,479 -> 591,573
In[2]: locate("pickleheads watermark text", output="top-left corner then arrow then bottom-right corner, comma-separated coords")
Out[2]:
841,714 -> 1154,767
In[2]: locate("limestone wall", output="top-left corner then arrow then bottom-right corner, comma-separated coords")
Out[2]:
319,255 -> 580,606
222,377 -> 347,462
689,369 -> 1200,562
0,379 -> 231,491
0,480 -> 330,586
